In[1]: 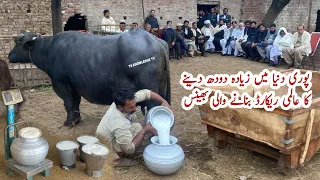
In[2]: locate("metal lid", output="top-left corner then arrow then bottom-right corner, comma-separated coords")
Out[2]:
18,127 -> 42,139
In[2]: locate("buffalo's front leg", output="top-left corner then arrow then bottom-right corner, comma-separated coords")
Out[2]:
52,82 -> 77,127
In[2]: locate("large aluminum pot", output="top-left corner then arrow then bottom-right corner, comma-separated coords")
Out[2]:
10,127 -> 49,166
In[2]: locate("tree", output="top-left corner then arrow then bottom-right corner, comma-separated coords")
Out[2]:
51,0 -> 62,35
262,0 -> 291,27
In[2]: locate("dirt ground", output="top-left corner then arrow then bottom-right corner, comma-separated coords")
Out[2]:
1,53 -> 320,180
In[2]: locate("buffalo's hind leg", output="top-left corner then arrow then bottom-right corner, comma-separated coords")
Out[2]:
73,93 -> 81,125
52,82 -> 77,127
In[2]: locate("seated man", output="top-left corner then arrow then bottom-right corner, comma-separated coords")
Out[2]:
191,22 -> 208,57
201,20 -> 215,53
116,21 -> 128,33
212,19 -> 226,52
95,88 -> 171,167
176,23 -> 189,58
162,21 -> 182,60
257,23 -> 278,63
247,24 -> 268,61
241,21 -> 258,59
144,23 -> 153,34
230,22 -> 245,57
182,20 -> 197,57
131,23 -> 138,30
269,27 -> 293,66
220,22 -> 232,56
234,21 -> 250,57
282,25 -> 311,69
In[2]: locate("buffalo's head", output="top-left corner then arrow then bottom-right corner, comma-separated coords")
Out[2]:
8,31 -> 41,63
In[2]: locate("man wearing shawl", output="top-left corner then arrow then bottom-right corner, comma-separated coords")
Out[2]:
162,21 -> 182,60
101,10 -> 116,33
268,27 -> 293,66
282,25 -> 311,69
191,22 -> 208,57
176,23 -> 189,58
201,20 -> 215,53
182,20 -> 197,57
230,22 -> 245,56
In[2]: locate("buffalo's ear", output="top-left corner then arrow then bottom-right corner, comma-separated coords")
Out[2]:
23,34 -> 40,50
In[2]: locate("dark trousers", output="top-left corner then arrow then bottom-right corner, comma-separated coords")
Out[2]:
213,38 -> 222,51
196,36 -> 209,55
168,42 -> 181,57
248,45 -> 260,58
241,42 -> 252,57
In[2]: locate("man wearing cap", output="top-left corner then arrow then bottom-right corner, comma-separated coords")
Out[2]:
176,23 -> 189,58
101,9 -> 116,33
95,88 -> 171,167
201,20 -> 215,53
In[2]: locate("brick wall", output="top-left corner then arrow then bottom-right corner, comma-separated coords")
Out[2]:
79,0 -> 198,31
0,0 -> 319,36
240,0 -> 319,33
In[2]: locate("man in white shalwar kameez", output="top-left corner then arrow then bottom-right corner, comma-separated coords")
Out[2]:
101,10 -> 116,33
201,20 -> 215,53
220,22 -> 232,55
268,27 -> 293,66
230,23 -> 245,56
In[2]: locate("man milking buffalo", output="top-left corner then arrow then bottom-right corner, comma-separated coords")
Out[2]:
8,29 -> 171,128
96,88 -> 171,166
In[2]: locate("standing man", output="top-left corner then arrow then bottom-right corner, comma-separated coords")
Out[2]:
96,88 -> 171,167
257,23 -> 278,62
101,9 -> 116,33
145,10 -> 159,36
282,25 -> 311,69
220,8 -> 232,23
197,10 -> 206,29
206,7 -> 219,28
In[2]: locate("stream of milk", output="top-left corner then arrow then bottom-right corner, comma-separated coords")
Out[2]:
152,113 -> 171,145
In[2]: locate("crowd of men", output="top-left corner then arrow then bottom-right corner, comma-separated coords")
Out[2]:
101,8 -> 312,68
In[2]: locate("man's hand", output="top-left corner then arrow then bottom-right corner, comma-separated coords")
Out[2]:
199,35 -> 204,38
161,101 -> 171,109
290,48 -> 295,54
251,43 -> 256,47
145,123 -> 157,135
191,37 -> 195,41
171,42 -> 175,46
239,39 -> 243,42
153,28 -> 158,31
263,41 -> 268,45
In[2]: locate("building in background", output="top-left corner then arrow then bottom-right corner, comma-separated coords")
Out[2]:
0,0 -> 319,36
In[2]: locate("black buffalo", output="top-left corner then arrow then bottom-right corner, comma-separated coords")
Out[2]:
8,29 -> 171,127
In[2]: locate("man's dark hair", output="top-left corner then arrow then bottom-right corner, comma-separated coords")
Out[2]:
232,21 -> 237,24
244,20 -> 251,24
113,88 -> 135,107
167,21 -> 172,25
192,22 -> 197,26
258,24 -> 265,28
298,24 -> 305,29
270,23 -> 276,28
184,20 -> 189,24
120,22 -> 126,25
251,21 -> 256,25
150,10 -> 155,13
103,9 -> 109,14
133,22 -> 138,25
223,8 -> 228,11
